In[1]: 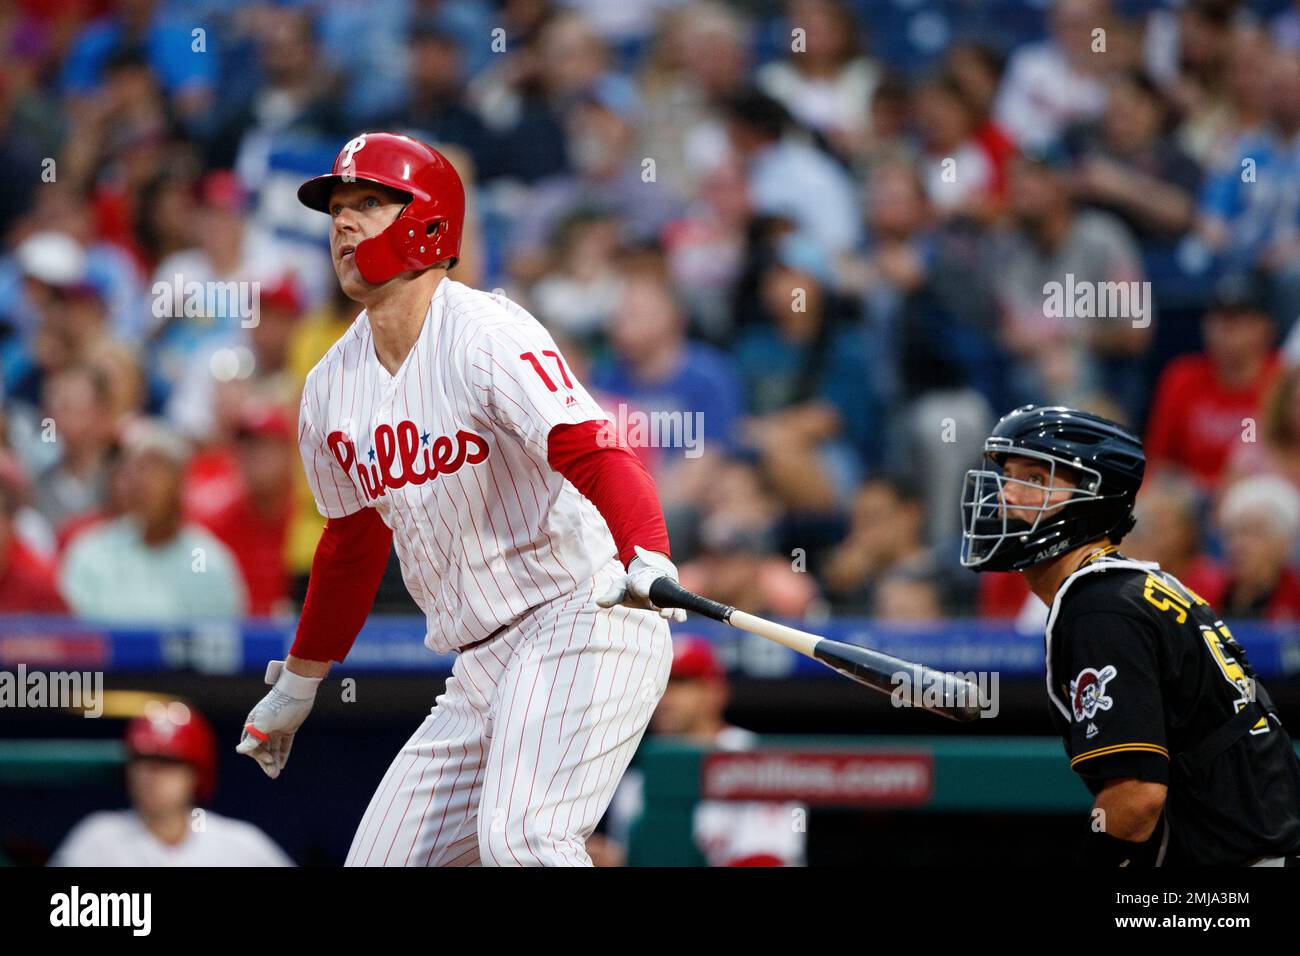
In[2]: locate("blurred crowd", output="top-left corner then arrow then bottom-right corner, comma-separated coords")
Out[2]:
3,0 -> 1300,629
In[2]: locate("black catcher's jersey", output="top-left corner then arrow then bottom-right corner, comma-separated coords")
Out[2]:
1045,553 -> 1300,865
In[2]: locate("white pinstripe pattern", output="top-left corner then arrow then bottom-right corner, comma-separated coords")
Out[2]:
305,278 -> 672,866
298,277 -> 620,655
345,565 -> 671,867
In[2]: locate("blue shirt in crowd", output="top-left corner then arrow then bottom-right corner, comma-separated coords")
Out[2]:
592,342 -> 745,456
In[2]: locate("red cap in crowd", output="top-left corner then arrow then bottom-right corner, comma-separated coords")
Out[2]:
259,273 -> 304,317
235,403 -> 293,443
198,170 -> 249,214
670,635 -> 724,682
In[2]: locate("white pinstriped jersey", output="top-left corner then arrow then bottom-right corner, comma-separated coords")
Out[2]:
299,277 -> 619,653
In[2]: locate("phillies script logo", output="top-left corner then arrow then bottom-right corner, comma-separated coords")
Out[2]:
328,421 -> 488,501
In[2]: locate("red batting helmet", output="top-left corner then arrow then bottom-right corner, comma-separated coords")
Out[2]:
124,703 -> 218,804
297,132 -> 465,284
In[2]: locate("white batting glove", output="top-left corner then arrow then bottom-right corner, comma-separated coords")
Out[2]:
235,660 -> 322,779
596,546 -> 688,622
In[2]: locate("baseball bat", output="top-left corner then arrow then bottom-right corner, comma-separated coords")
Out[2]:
648,578 -> 982,722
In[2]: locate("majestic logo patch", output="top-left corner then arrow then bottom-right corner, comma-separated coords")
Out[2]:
1070,665 -> 1117,722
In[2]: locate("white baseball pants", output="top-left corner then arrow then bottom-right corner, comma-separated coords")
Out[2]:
345,573 -> 671,866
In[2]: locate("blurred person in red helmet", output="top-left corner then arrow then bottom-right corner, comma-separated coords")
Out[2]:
589,635 -> 807,867
50,701 -> 291,866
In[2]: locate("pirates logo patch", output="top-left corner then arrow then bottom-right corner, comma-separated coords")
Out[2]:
1070,665 -> 1117,722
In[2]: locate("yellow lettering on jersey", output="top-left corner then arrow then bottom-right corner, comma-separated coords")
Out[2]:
1143,573 -> 1192,623
1201,623 -> 1268,733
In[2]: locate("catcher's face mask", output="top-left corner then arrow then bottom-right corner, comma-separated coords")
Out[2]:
959,442 -> 1103,570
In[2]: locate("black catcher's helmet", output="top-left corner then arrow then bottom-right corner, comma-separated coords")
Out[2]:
960,405 -> 1145,572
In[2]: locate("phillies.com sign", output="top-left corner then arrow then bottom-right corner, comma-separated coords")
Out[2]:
701,751 -> 933,806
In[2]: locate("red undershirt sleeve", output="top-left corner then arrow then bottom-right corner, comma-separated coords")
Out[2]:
547,420 -> 671,567
289,507 -> 393,663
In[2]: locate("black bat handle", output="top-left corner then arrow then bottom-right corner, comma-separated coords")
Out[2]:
648,578 -> 736,624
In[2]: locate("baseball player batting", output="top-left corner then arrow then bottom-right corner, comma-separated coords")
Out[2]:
236,132 -> 688,867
